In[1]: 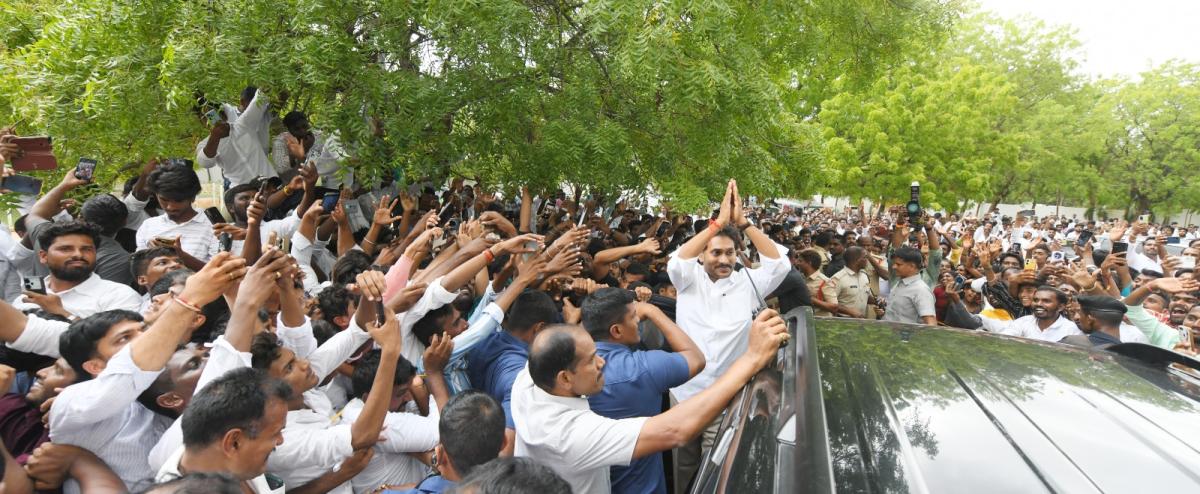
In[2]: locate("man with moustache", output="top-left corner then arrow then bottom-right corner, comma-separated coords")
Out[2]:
12,221 -> 142,319
979,286 -> 1082,342
664,179 -> 790,493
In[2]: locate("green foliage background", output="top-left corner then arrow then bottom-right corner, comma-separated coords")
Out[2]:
0,1 -> 1198,219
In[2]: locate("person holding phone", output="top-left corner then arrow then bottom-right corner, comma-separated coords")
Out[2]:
135,163 -> 218,271
195,86 -> 276,187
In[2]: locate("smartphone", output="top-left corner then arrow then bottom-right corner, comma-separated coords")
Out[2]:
74,158 -> 97,180
1181,256 -> 1197,270
205,108 -> 222,125
10,136 -> 56,171
321,192 -> 340,213
203,207 -> 226,225
218,233 -> 233,253
257,180 -> 272,199
1167,236 -> 1181,245
1050,251 -> 1065,263
1076,230 -> 1094,246
279,235 -> 291,254
369,265 -> 387,326
522,239 -> 539,262
1024,258 -> 1038,271
954,274 -> 965,288
0,175 -> 42,195
155,236 -> 177,247
1112,241 -> 1128,255
22,276 -> 45,295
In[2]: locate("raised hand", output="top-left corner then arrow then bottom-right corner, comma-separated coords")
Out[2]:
715,179 -> 734,227
373,195 -> 404,226
731,179 -> 747,227
423,332 -> 454,374
1151,277 -> 1200,294
180,252 -> 249,306
637,237 -> 662,255
745,309 -> 788,366
399,190 -> 418,212
388,282 -> 429,313
493,233 -> 544,256
366,306 -> 402,352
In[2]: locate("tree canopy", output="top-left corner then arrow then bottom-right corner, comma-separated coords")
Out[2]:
0,0 -> 957,210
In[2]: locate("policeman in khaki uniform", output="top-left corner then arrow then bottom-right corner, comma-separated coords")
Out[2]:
831,247 -> 873,319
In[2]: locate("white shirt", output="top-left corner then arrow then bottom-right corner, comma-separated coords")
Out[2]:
6,314 -> 70,357
11,273 -> 142,318
49,345 -> 172,493
1119,323 -> 1150,344
666,244 -> 791,402
230,213 -> 302,256
136,211 -> 219,262
980,314 -> 1083,342
341,397 -> 440,492
195,91 -> 276,186
156,446 -> 281,494
266,320 -> 371,493
399,276 -> 460,366
148,336 -> 253,472
511,367 -> 646,494
270,131 -> 350,188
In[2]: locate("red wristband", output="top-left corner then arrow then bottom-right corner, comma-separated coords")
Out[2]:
484,249 -> 496,263
708,220 -> 721,234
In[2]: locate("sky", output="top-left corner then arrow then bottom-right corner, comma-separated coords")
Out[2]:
975,0 -> 1200,78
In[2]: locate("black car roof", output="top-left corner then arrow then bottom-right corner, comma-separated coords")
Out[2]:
813,317 -> 1200,493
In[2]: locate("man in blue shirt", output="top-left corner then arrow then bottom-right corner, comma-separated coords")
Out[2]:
385,390 -> 507,494
582,288 -> 706,494
466,290 -> 559,455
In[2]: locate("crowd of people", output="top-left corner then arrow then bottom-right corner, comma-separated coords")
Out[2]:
0,85 -> 1195,494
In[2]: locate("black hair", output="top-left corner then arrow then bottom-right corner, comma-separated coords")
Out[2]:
37,220 -> 100,252
250,332 -> 283,370
441,391 -> 506,477
150,270 -> 193,298
180,367 -> 292,449
999,251 -> 1024,265
331,250 -> 373,286
528,325 -> 579,391
80,194 -> 128,236
504,290 -> 558,334
1036,285 -> 1068,305
796,249 -> 822,269
813,230 -> 834,248
625,262 -> 649,277
626,280 -> 652,292
653,281 -> 674,294
240,86 -> 258,105
283,111 -> 307,130
891,246 -> 924,267
139,472 -> 242,494
412,304 -> 455,348
223,183 -> 257,215
147,162 -> 202,202
311,318 -> 339,346
349,349 -> 416,399
13,214 -> 27,236
711,225 -> 742,246
59,310 -> 143,380
130,247 -> 181,282
452,457 -> 571,494
581,287 -> 635,342
316,284 -> 353,323
1031,244 -> 1051,255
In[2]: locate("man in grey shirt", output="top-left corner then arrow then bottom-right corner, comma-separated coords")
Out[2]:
883,246 -> 937,325
81,194 -> 134,286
